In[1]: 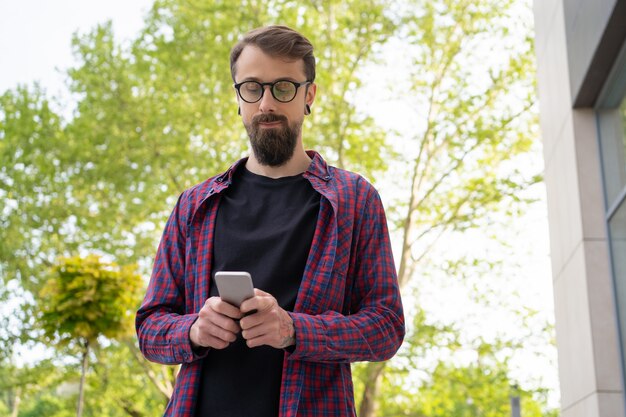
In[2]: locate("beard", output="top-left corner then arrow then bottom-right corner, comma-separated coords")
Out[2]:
244,113 -> 302,167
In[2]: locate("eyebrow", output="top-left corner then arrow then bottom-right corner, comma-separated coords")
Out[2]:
238,77 -> 301,83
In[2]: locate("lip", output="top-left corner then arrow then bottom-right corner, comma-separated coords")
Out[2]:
258,121 -> 283,128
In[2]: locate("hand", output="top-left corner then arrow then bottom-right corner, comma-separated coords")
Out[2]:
190,296 -> 243,350
239,289 -> 295,349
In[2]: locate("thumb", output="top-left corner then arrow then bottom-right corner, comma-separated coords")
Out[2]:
254,288 -> 271,297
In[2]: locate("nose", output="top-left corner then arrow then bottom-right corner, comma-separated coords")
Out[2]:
258,85 -> 277,113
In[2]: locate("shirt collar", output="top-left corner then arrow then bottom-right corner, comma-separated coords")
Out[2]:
303,150 -> 333,182
205,150 -> 333,199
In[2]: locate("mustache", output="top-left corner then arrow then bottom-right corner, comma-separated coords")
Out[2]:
252,113 -> 288,124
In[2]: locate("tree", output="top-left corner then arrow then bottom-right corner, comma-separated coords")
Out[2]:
3,1 -> 400,409
355,0 -> 542,415
0,357 -> 75,417
354,306 -> 557,417
37,255 -> 143,417
0,86 -> 68,290
402,350 -> 556,417
1,0 -> 557,415
1,340 -> 175,417
84,340 -> 173,416
1,0 -> 397,293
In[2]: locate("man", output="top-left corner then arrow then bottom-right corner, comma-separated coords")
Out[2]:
136,25 -> 405,417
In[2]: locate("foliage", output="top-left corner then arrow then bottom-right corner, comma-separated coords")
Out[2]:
18,393 -> 76,417
356,309 -> 556,417
0,341 -> 172,417
0,0 -> 397,292
389,0 -> 539,286
0,86 -> 67,292
0,0 -> 559,416
392,358 -> 556,417
369,0 -> 568,404
82,340 -> 170,416
37,255 -> 143,417
0,358 -> 75,417
38,255 -> 142,347
355,0 -> 545,414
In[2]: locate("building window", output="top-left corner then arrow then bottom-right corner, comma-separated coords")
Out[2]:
597,40 -> 626,383
598,98 -> 626,206
610,194 -> 626,325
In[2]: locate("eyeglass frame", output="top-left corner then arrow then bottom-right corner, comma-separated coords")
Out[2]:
233,79 -> 312,103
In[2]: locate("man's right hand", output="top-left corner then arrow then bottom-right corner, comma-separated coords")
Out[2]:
190,297 -> 243,349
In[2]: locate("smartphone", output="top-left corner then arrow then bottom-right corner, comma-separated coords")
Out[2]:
214,271 -> 255,308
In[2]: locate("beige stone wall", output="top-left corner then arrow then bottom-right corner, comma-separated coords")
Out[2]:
533,0 -> 625,416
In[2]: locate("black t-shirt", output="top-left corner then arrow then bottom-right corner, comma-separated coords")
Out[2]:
195,165 -> 320,417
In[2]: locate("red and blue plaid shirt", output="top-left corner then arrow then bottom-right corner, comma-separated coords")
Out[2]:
136,151 -> 405,416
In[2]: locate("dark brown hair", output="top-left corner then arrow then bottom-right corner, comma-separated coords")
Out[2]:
230,25 -> 316,82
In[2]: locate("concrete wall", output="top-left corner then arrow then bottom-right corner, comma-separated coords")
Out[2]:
533,0 -> 625,416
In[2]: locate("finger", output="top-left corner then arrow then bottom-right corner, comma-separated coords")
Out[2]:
239,296 -> 260,315
241,321 -> 273,341
242,330 -> 265,348
196,316 -> 240,342
198,305 -> 242,334
207,297 -> 243,319
245,337 -> 263,348
253,288 -> 270,297
206,321 -> 239,343
240,294 -> 274,315
239,313 -> 263,332
192,320 -> 239,349
240,325 -> 257,341
245,333 -> 277,349
210,313 -> 242,334
201,334 -> 232,350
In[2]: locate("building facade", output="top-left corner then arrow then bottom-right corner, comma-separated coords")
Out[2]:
533,1 -> 626,416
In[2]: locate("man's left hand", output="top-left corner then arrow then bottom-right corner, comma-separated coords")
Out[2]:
239,289 -> 295,349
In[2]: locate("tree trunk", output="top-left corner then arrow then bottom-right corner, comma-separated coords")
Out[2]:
358,361 -> 387,417
357,159 -> 418,417
126,340 -> 174,401
10,386 -> 21,417
77,339 -> 90,417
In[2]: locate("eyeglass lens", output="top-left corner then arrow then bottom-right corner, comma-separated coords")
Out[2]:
239,81 -> 298,103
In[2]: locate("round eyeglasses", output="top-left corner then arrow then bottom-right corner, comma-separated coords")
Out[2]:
234,79 -> 311,103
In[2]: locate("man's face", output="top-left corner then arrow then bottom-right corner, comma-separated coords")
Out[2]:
234,45 -> 316,167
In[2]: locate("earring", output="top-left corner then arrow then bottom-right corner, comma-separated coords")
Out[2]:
305,104 -> 311,115
238,107 -> 241,116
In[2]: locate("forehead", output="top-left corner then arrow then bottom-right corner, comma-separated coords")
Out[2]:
234,45 -> 306,82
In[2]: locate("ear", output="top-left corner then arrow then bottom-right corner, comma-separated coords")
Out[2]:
305,82 -> 317,108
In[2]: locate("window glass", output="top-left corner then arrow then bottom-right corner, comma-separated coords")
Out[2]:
610,199 -> 626,366
598,98 -> 626,205
597,36 -> 626,402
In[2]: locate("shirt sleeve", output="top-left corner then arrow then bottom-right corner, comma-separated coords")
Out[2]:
287,185 -> 405,363
135,191 -> 207,365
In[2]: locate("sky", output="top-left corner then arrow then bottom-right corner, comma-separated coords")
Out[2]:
0,0 -> 154,96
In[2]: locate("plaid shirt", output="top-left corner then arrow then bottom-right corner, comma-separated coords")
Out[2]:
136,151 -> 405,416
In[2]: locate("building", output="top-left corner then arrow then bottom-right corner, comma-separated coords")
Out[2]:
533,1 -> 626,416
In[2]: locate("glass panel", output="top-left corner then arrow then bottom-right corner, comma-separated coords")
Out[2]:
619,98 -> 626,161
598,98 -> 626,206
610,199 -> 626,368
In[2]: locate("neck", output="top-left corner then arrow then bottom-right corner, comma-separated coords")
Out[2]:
246,146 -> 311,179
